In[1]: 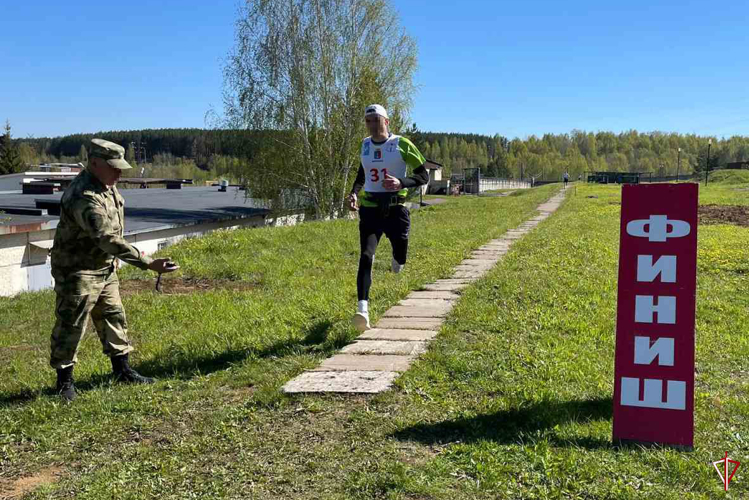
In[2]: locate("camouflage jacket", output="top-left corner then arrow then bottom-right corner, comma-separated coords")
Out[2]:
51,168 -> 153,273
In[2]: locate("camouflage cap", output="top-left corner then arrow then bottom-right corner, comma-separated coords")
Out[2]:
89,138 -> 132,170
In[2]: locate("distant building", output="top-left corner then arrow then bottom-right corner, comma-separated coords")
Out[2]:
726,161 -> 749,170
37,163 -> 84,173
586,171 -> 643,184
0,171 -> 80,193
424,162 -> 443,194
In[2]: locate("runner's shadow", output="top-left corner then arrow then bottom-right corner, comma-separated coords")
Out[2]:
391,396 -> 613,451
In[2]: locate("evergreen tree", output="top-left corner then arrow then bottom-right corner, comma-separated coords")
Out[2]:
693,149 -> 719,174
126,142 -> 136,164
0,120 -> 24,174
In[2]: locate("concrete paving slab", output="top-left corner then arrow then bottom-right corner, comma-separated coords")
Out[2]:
398,298 -> 456,308
421,283 -> 470,292
539,204 -> 561,212
359,329 -> 438,341
462,260 -> 498,267
407,291 -> 460,300
375,317 -> 444,330
312,354 -> 413,372
384,306 -> 451,318
341,340 -> 427,355
452,270 -> 487,279
454,266 -> 493,274
456,261 -> 495,268
283,371 -> 399,393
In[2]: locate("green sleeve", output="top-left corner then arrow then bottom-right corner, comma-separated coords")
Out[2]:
72,196 -> 154,270
398,137 -> 426,170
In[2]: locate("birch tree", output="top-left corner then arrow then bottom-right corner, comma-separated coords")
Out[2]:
222,0 -> 418,218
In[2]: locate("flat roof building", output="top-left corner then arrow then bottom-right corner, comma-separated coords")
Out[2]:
0,186 -> 271,296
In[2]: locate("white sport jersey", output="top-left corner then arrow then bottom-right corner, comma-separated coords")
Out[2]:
361,134 -> 408,193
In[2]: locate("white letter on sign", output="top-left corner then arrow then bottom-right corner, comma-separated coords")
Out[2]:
637,255 -> 677,283
635,295 -> 676,324
620,377 -> 686,410
634,336 -> 674,366
626,216 -> 690,242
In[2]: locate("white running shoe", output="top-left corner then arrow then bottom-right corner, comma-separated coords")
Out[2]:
391,258 -> 405,274
352,311 -> 371,332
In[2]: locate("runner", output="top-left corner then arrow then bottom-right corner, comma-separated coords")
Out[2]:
348,104 -> 429,332
563,171 -> 570,188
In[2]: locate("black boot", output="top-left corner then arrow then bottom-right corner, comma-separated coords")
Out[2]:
111,354 -> 155,384
56,367 -> 77,402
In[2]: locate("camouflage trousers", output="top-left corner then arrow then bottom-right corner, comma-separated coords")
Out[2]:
50,269 -> 133,369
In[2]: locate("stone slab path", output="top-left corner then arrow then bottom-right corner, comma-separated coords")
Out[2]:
282,188 -> 569,394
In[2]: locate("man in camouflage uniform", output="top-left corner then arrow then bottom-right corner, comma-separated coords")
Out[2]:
50,138 -> 178,402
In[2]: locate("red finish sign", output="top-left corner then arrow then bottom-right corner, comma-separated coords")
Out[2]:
612,183 -> 699,448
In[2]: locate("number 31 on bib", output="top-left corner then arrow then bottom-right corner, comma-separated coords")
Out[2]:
369,168 -> 389,182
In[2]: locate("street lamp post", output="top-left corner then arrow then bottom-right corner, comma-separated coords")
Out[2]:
677,147 -> 681,182
705,139 -> 712,185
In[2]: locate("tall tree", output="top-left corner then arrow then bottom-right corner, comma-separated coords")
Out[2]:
18,143 -> 39,167
222,0 -> 418,218
125,142 -> 138,169
693,149 -> 719,174
0,120 -> 24,174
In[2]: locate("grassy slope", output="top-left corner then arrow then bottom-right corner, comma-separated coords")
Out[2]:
1,182 -> 746,498
1,186 -> 554,497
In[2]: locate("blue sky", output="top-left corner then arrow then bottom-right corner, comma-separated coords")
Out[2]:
1,0 -> 748,139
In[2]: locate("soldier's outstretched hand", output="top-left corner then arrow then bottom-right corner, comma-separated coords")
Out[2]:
149,258 -> 180,274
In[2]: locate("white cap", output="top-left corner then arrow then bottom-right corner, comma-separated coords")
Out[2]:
365,104 -> 389,120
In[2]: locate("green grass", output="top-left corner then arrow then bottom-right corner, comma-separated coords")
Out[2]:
387,183 -> 748,498
1,182 -> 746,499
697,179 -> 749,206
707,169 -> 749,186
1,186 -> 554,496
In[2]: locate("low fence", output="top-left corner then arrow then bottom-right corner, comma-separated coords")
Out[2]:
477,178 -> 533,192
431,177 -> 531,195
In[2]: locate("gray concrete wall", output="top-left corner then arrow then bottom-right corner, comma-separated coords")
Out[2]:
0,216 -> 267,297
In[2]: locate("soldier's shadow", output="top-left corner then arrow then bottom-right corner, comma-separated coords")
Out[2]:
130,319 -> 336,380
391,396 -> 614,451
0,320 -> 335,405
